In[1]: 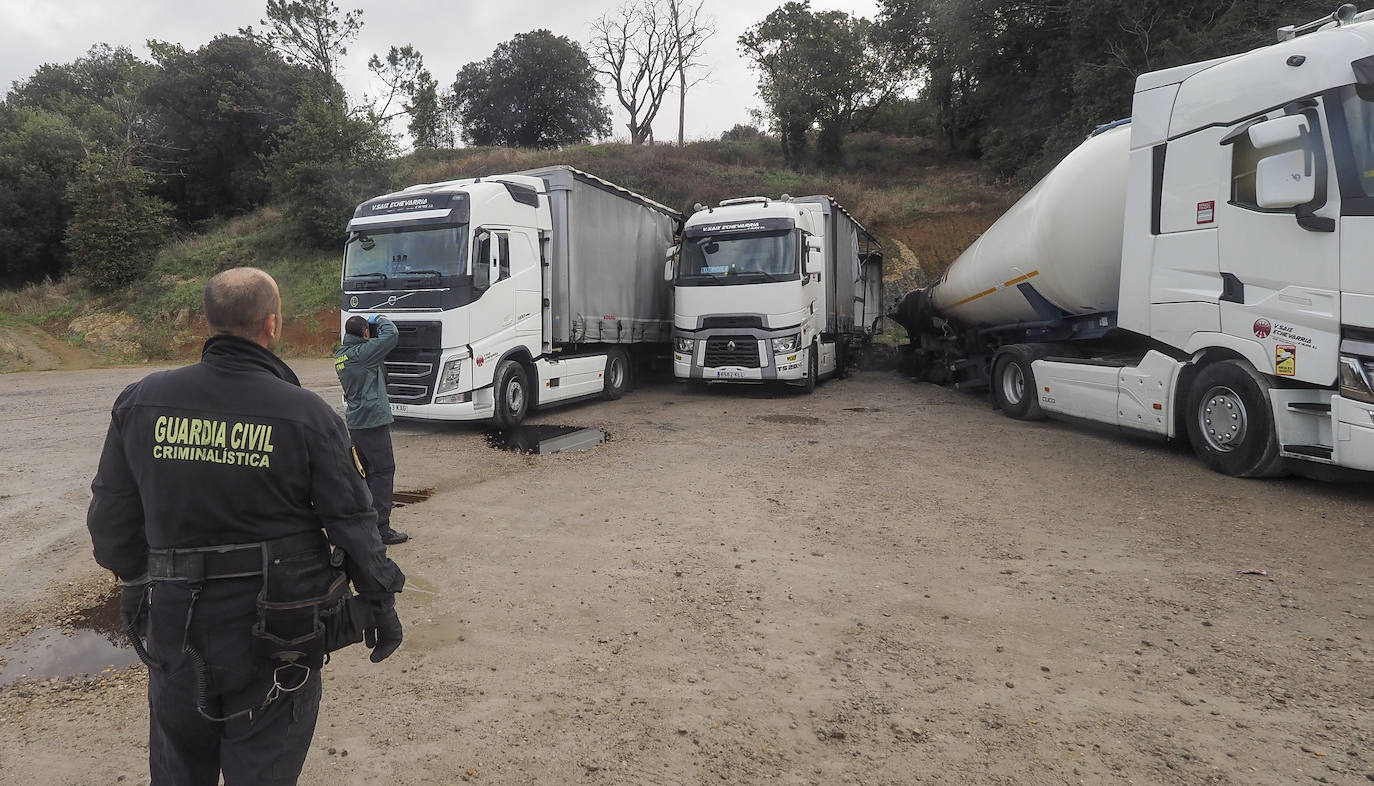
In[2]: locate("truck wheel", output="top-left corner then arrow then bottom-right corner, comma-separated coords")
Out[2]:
493,359 -> 529,428
1185,360 -> 1284,478
602,348 -> 630,400
800,343 -> 818,394
991,351 -> 1045,420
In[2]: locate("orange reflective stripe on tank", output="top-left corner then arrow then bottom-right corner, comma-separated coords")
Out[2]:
949,287 -> 997,307
945,269 -> 1040,308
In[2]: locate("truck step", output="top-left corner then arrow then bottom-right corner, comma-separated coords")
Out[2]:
1286,402 -> 1332,414
1283,444 -> 1334,460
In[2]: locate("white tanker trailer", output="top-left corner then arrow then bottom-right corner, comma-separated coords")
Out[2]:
893,4 -> 1374,479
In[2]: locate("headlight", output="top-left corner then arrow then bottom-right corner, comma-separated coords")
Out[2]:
1339,355 -> 1374,404
674,336 -> 695,354
771,333 -> 801,354
435,357 -> 464,395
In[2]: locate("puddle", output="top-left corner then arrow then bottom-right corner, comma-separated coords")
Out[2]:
485,425 -> 609,454
0,590 -> 138,687
756,415 -> 823,425
393,488 -> 434,508
844,407 -> 883,413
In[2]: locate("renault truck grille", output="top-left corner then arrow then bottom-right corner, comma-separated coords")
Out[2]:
385,353 -> 439,403
704,336 -> 761,368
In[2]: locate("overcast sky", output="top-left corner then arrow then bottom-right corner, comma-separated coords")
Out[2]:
0,0 -> 882,143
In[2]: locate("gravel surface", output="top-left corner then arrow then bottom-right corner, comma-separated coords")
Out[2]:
1,359 -> 1371,785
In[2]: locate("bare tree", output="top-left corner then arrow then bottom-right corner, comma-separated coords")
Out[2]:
240,0 -> 362,97
667,0 -> 714,146
589,0 -> 678,144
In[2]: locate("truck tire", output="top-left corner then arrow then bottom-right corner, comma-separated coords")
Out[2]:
602,348 -> 631,400
1185,360 -> 1285,478
991,350 -> 1045,420
493,359 -> 529,428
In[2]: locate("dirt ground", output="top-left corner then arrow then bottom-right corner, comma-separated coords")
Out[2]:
0,358 -> 1371,785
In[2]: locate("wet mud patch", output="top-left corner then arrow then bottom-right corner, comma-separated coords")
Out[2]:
393,488 -> 435,508
756,414 -> 823,425
0,589 -> 138,688
485,425 -> 609,454
844,407 -> 883,413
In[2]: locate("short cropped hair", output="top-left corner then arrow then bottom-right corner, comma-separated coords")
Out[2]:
344,316 -> 369,337
203,267 -> 280,338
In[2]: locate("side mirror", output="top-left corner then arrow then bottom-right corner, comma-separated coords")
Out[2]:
1248,115 -> 1307,149
664,246 -> 678,282
804,238 -> 823,281
1256,149 -> 1316,208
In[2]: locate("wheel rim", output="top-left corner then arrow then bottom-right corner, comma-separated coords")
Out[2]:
1000,362 -> 1025,406
506,376 -> 525,413
609,358 -> 625,389
1198,384 -> 1248,453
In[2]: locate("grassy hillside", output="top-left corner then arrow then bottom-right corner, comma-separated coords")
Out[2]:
0,134 -> 1018,372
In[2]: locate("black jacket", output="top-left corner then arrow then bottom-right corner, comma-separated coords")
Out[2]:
87,335 -> 403,595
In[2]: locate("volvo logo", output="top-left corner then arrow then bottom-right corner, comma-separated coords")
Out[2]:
726,340 -> 736,351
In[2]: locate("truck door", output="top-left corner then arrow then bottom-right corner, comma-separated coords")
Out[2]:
1215,101 -> 1341,386
469,227 -> 517,363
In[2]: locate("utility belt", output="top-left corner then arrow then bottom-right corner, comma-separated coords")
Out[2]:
137,530 -> 372,722
147,530 -> 326,582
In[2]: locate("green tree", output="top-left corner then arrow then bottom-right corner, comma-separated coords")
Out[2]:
406,70 -> 452,148
452,30 -> 611,148
64,153 -> 173,291
740,1 -> 906,166
143,35 -> 311,223
879,0 -> 1337,180
0,107 -> 85,285
265,95 -> 395,246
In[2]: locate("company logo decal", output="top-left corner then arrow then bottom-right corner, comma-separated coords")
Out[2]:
350,296 -> 359,308
1253,318 -> 1271,339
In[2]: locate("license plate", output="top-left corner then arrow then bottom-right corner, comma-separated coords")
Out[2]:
716,370 -> 746,379
390,403 -> 411,413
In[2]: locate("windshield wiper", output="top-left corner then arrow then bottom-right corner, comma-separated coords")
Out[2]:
397,268 -> 443,278
344,272 -> 388,289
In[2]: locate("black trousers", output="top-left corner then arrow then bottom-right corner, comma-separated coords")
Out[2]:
350,424 -> 395,530
145,579 -> 322,785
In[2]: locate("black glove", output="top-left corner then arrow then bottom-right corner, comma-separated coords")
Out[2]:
362,595 -> 403,663
120,578 -> 150,639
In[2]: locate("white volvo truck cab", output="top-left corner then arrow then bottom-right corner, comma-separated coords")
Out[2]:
342,167 -> 679,427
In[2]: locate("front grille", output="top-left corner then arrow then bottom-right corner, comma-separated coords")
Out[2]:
385,351 -> 440,403
704,336 -> 760,368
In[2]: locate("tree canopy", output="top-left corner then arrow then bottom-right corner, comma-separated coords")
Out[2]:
452,30 -> 612,148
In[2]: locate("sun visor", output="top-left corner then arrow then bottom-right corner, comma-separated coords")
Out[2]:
1355,55 -> 1374,85
348,192 -> 470,232
683,217 -> 795,238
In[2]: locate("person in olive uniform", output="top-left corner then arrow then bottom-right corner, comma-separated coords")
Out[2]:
335,313 -> 407,545
87,267 -> 405,786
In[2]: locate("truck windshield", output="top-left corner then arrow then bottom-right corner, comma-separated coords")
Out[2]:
1341,86 -> 1374,198
344,225 -> 470,287
679,230 -> 797,285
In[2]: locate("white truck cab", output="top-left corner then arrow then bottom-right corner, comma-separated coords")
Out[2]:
668,195 -> 881,391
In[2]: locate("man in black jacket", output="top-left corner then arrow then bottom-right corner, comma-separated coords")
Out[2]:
87,267 -> 405,786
